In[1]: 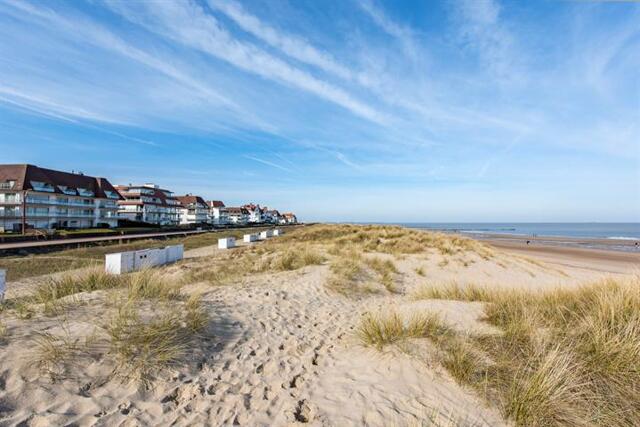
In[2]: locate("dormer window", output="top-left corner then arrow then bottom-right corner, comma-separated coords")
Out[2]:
0,180 -> 15,189
58,185 -> 77,195
104,190 -> 120,199
30,181 -> 55,192
77,187 -> 95,197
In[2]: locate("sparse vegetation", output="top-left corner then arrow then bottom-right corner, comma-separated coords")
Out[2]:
185,294 -> 208,333
412,282 -> 497,302
32,328 -> 89,380
107,303 -> 187,386
0,320 -> 7,343
357,310 -> 451,350
0,225 -> 296,282
415,266 -> 426,276
409,276 -> 640,426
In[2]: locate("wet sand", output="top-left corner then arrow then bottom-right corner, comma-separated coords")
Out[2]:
484,237 -> 640,275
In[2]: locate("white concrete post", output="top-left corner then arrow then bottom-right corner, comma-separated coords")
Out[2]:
244,233 -> 258,243
218,237 -> 236,249
0,269 -> 6,302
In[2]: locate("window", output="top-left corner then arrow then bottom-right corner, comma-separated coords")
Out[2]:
77,188 -> 95,197
30,181 -> 55,192
0,180 -> 15,189
104,190 -> 120,199
57,185 -> 77,195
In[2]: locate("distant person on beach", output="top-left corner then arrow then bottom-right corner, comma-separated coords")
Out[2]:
526,240 -> 531,245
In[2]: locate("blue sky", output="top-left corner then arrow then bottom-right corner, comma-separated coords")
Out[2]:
1,0 -> 638,222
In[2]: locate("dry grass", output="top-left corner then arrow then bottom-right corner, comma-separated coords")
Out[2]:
34,268 -> 124,312
282,224 -> 493,258
412,282 -> 498,302
0,320 -> 7,343
415,266 -> 426,276
410,276 -> 640,426
106,303 -> 186,386
185,294 -> 208,333
125,269 -> 182,301
188,243 -> 324,286
365,257 -> 400,293
357,310 -> 451,350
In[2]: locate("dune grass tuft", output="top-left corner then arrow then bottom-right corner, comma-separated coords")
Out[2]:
412,282 -> 497,302
35,268 -> 123,302
0,321 -> 7,343
185,294 -> 208,333
107,303 -> 186,386
411,276 -> 640,426
357,310 -> 450,350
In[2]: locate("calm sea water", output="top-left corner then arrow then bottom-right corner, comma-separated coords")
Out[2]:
397,223 -> 640,240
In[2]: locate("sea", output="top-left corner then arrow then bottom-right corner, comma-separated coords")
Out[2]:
397,223 -> 640,240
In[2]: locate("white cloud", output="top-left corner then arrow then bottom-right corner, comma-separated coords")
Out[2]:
208,0 -> 354,80
105,0 -> 389,125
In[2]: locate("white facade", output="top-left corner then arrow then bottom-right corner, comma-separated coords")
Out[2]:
116,184 -> 180,226
177,196 -> 208,225
209,206 -> 228,225
246,206 -> 262,223
227,209 -> 248,225
0,191 -> 119,231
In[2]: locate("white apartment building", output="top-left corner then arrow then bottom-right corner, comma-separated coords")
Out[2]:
115,184 -> 180,226
207,200 -> 228,225
243,203 -> 263,223
226,207 -> 249,225
176,195 -> 209,225
0,164 -> 121,232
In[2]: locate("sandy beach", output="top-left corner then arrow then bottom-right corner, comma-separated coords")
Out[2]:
0,224 -> 638,426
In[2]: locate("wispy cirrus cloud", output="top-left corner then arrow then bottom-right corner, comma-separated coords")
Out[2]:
104,0 -> 389,125
208,0 -> 354,81
243,155 -> 294,173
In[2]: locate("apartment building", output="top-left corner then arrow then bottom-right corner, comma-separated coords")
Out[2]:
263,209 -> 282,224
207,200 -> 228,225
243,203 -> 263,223
282,213 -> 298,224
176,195 -> 209,225
115,184 -> 180,226
226,207 -> 249,225
0,164 -> 121,232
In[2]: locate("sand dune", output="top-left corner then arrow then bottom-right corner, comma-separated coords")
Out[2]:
0,225 -> 636,426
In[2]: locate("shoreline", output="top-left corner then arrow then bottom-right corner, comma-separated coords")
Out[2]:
420,230 -> 640,253
481,235 -> 640,275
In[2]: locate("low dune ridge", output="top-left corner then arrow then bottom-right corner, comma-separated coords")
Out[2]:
0,224 -> 638,426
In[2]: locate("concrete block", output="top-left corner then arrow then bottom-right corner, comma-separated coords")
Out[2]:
166,244 -> 184,263
106,244 -> 183,275
105,251 -> 135,275
244,233 -> 258,243
272,229 -> 282,236
218,237 -> 236,249
259,230 -> 273,240
0,269 -> 6,301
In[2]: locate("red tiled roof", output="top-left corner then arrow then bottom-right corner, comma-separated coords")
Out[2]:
207,200 -> 225,208
115,184 -> 178,207
175,195 -> 207,208
226,207 -> 249,215
0,164 -> 122,199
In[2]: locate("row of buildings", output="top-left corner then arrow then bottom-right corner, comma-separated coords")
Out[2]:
0,164 -> 298,232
